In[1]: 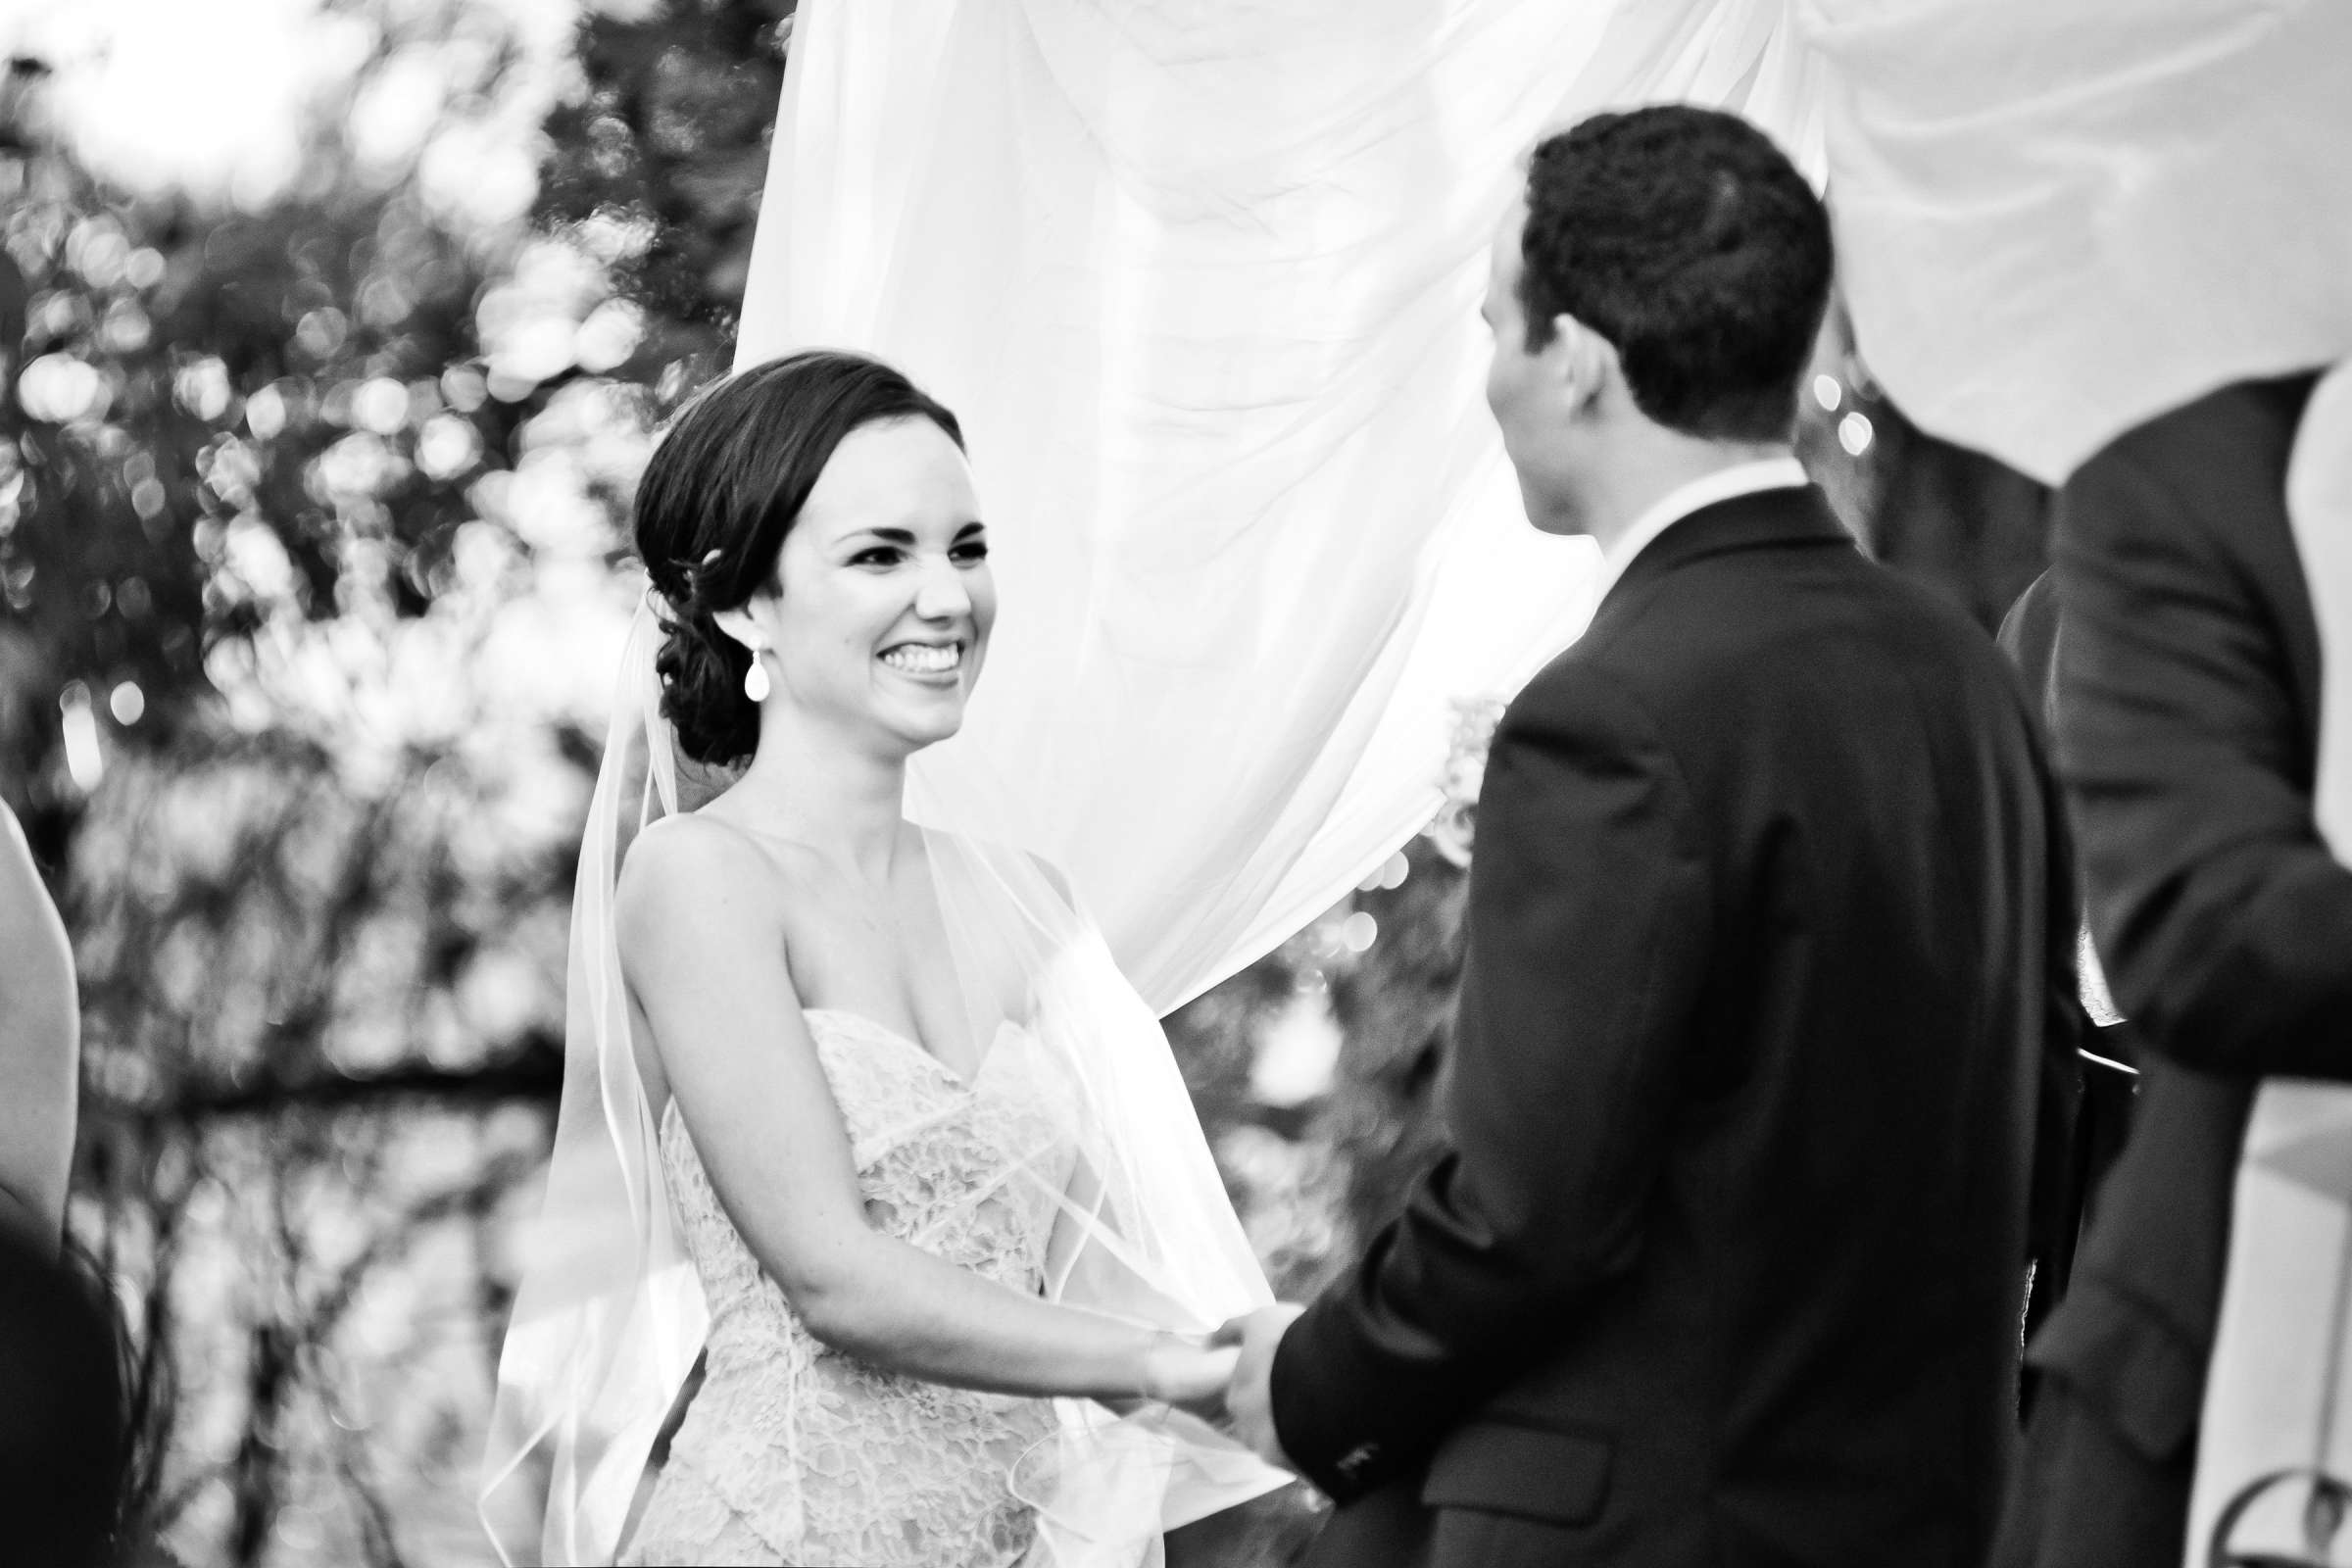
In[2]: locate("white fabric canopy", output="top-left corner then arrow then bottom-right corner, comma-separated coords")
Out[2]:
1804,0 -> 2352,485
738,0 -> 1823,1013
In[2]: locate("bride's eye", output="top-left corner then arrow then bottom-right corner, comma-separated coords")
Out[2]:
951,540 -> 990,564
849,545 -> 906,567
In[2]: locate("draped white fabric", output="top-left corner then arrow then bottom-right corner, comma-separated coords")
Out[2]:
738,0 -> 1824,1012
1804,0 -> 2352,486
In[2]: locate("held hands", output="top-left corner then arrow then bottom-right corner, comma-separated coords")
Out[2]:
1139,1328 -> 1242,1422
1218,1302 -> 1306,1472
1129,1303 -> 1307,1474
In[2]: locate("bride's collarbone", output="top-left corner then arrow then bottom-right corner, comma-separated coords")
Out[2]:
776,893 -> 987,1080
686,820 -> 1015,1078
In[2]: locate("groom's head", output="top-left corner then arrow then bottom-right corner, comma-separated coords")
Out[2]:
1485,106 -> 1832,534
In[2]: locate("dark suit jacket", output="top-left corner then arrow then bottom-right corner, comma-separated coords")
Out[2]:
1270,486 -> 2080,1568
2027,372 -> 2352,1481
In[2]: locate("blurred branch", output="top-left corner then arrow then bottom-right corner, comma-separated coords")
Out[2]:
331,1417 -> 409,1568
88,1038 -> 562,1127
224,1164 -> 297,1563
307,1151 -> 543,1338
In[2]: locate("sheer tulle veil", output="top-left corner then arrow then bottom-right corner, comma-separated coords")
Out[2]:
479,606 -> 696,1567
478,601 -> 1288,1565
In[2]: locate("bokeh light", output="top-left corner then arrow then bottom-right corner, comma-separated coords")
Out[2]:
59,680 -> 103,789
17,353 -> 108,423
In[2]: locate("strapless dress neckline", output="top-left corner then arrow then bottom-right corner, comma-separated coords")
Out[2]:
797,1005 -> 1027,1092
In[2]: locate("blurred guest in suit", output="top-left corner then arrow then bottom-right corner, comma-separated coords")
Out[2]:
1992,370 -> 2352,1566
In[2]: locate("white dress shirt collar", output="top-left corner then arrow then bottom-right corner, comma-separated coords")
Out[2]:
1592,455 -> 1811,606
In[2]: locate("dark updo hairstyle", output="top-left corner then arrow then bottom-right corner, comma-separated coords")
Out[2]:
1519,105 -> 1833,443
636,350 -> 964,765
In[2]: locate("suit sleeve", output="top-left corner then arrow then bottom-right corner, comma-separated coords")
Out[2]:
2057,444 -> 2352,1079
1269,666 -> 1710,1500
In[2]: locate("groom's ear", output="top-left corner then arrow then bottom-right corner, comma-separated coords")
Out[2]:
1546,313 -> 1617,416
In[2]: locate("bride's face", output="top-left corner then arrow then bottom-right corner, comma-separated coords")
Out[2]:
743,416 -> 995,754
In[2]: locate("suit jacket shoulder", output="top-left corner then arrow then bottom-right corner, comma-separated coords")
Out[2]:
2055,368 -> 2348,1073
2065,374 -> 2324,750
1542,488 -> 2043,851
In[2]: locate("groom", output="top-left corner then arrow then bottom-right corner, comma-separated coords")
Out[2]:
1222,107 -> 2081,1566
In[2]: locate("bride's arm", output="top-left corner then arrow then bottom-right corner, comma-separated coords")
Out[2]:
617,817 -> 1230,1406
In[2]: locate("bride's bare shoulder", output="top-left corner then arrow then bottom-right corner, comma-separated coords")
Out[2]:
616,812 -> 809,938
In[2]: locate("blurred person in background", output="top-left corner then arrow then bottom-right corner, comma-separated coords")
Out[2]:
1990,371 -> 2352,1565
0,1221 -> 139,1568
0,795 -> 77,1251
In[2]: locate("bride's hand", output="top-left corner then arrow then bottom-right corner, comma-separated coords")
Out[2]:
1140,1330 -> 1242,1420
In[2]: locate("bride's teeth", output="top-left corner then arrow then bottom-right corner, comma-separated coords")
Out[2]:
881,644 -> 960,674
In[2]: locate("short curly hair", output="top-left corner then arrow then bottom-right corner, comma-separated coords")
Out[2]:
1518,106 -> 1832,443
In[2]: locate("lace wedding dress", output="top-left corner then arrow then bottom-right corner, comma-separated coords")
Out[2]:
621,1008 -> 1083,1567
484,695 -> 1286,1565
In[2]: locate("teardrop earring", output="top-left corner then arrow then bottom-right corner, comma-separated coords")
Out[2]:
743,646 -> 772,704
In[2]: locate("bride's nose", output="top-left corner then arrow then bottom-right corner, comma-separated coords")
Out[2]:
912,559 -> 973,621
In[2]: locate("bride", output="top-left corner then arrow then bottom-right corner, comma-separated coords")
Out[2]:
484,350 -> 1286,1566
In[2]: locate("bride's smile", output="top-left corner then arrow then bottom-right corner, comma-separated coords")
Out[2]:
876,636 -> 965,681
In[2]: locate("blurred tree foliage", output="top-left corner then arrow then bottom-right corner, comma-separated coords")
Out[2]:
72,734 -> 572,1564
536,0 -> 793,382
3,1 -> 660,1558
0,6 -> 655,835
